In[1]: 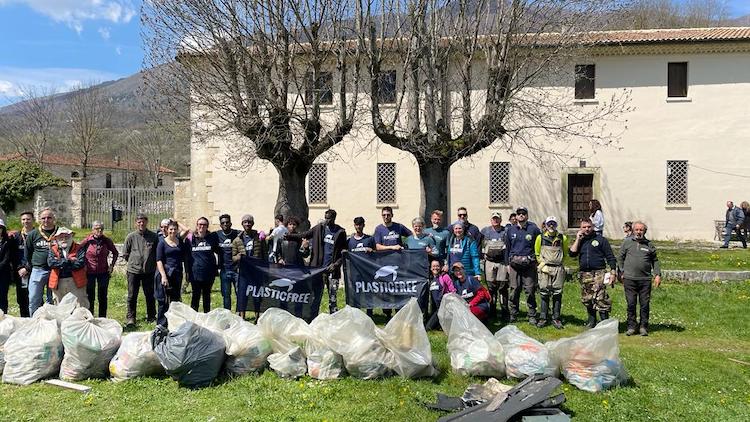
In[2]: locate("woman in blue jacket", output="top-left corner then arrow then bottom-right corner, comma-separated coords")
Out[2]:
446,222 -> 481,279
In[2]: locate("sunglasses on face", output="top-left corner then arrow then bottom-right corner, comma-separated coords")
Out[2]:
382,214 -> 392,217
458,213 -> 467,217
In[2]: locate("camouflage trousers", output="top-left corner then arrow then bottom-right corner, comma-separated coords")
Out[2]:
579,270 -> 611,312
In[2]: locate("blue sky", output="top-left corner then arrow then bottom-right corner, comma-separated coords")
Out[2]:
0,0 -> 749,104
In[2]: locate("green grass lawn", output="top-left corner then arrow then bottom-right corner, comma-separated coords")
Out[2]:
1,274 -> 749,422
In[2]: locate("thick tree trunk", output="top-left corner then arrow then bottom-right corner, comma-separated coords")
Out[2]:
276,163 -> 311,231
418,160 -> 451,222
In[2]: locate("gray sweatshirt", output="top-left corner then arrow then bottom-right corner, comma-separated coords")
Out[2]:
122,229 -> 159,275
617,237 -> 661,281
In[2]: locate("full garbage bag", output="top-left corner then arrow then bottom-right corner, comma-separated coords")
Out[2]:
59,308 -> 123,381
257,308 -> 312,379
164,302 -> 198,330
316,306 -> 392,379
376,298 -> 437,378
151,322 -> 226,389
223,320 -> 272,376
494,325 -> 555,379
2,318 -> 63,385
0,316 -> 31,375
438,293 -> 505,377
32,293 -> 78,325
546,318 -> 628,392
305,313 -> 345,380
195,308 -> 242,334
109,332 -> 165,381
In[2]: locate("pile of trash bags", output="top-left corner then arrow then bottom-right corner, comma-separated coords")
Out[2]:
494,325 -> 555,379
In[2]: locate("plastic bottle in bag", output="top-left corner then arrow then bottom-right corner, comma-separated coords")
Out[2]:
376,298 -> 437,378
305,313 -> 345,380
109,332 -> 165,381
494,325 -> 555,378
223,320 -> 273,376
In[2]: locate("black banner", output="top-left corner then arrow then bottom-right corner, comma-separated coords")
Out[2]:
238,257 -> 326,320
343,250 -> 429,309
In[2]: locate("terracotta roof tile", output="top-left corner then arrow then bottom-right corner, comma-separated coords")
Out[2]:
0,153 -> 176,174
578,27 -> 750,45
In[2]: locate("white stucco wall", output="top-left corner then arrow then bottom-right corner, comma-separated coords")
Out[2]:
187,45 -> 750,240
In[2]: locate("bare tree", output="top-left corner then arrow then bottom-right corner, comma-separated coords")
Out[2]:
142,0 -> 365,227
620,0 -> 730,29
362,0 -> 632,218
0,85 -> 60,168
126,126 -> 170,189
64,82 -> 115,178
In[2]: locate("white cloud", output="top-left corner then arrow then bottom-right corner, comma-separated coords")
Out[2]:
0,66 -> 121,102
0,1 -> 136,33
115,46 -> 122,55
98,26 -> 111,40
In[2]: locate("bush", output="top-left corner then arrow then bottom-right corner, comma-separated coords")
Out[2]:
0,160 -> 67,211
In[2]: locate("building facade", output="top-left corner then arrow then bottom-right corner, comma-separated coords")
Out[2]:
184,28 -> 750,240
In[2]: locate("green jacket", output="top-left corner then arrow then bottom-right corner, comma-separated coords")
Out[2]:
122,229 -> 159,275
617,237 -> 661,281
24,226 -> 57,270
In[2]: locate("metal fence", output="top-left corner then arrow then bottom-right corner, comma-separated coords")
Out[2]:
83,188 -> 174,232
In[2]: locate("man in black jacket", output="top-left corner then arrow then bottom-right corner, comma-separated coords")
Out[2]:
286,209 -> 346,317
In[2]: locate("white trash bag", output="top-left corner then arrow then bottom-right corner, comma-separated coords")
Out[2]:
2,318 -> 63,385
376,298 -> 437,378
195,308 -> 242,334
0,316 -> 32,375
438,293 -> 505,377
109,332 -> 165,381
223,320 -> 273,376
316,306 -> 392,379
305,313 -> 345,380
257,308 -> 312,379
164,302 -> 198,330
494,325 -> 555,379
32,292 -> 78,325
60,308 -> 123,381
546,318 -> 628,392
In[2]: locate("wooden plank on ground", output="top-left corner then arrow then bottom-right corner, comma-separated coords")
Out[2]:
45,379 -> 92,393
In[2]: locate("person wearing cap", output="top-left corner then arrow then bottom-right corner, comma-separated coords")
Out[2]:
447,221 -> 481,280
81,220 -> 119,317
232,213 -> 268,319
569,217 -> 617,329
47,227 -> 89,309
425,210 -> 450,264
122,213 -> 159,326
215,213 -> 240,310
450,261 -> 491,321
24,207 -> 58,315
504,206 -> 542,325
480,212 -> 508,320
534,216 -> 568,329
286,209 -> 347,318
0,219 -> 21,314
10,211 -> 33,316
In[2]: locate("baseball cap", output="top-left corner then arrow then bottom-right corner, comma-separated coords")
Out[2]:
54,227 -> 74,237
544,216 -> 558,225
451,261 -> 464,269
491,212 -> 502,219
515,207 -> 528,214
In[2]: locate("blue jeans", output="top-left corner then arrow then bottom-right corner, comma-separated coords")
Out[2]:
220,269 -> 237,310
724,224 -> 747,247
29,267 -> 50,316
86,273 -> 111,317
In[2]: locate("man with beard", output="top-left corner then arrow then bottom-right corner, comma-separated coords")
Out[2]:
47,227 -> 89,308
504,207 -> 542,325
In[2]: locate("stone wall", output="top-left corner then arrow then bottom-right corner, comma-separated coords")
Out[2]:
15,184 -> 74,225
173,177 -> 192,224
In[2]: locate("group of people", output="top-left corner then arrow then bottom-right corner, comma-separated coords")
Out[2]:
722,200 -> 750,249
0,199 -> 661,336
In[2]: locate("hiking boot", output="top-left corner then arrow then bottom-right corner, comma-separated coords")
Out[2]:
125,318 -> 136,328
598,311 -> 609,321
719,245 -> 728,249
586,312 -> 597,329
528,316 -> 538,326
508,315 -> 517,323
552,319 -> 564,330
146,317 -> 156,324
639,327 -> 649,336
536,318 -> 548,328
625,328 -> 636,336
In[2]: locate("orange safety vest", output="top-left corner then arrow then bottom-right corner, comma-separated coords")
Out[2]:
49,242 -> 87,289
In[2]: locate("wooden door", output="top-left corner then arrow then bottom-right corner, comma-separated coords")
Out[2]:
568,174 -> 593,228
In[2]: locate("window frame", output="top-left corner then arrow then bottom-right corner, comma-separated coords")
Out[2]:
574,64 -> 596,100
666,160 -> 688,206
489,161 -> 511,205
308,163 -> 328,205
376,162 -> 397,205
377,70 -> 397,104
667,62 -> 688,98
305,71 -> 334,105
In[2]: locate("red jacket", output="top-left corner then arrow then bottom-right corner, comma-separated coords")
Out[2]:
48,242 -> 87,289
82,234 -> 119,274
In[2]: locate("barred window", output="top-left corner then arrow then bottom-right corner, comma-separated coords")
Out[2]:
305,72 -> 333,105
308,163 -> 327,204
377,163 -> 397,204
575,64 -> 595,100
666,160 -> 688,204
377,70 -> 397,104
489,162 -> 510,204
